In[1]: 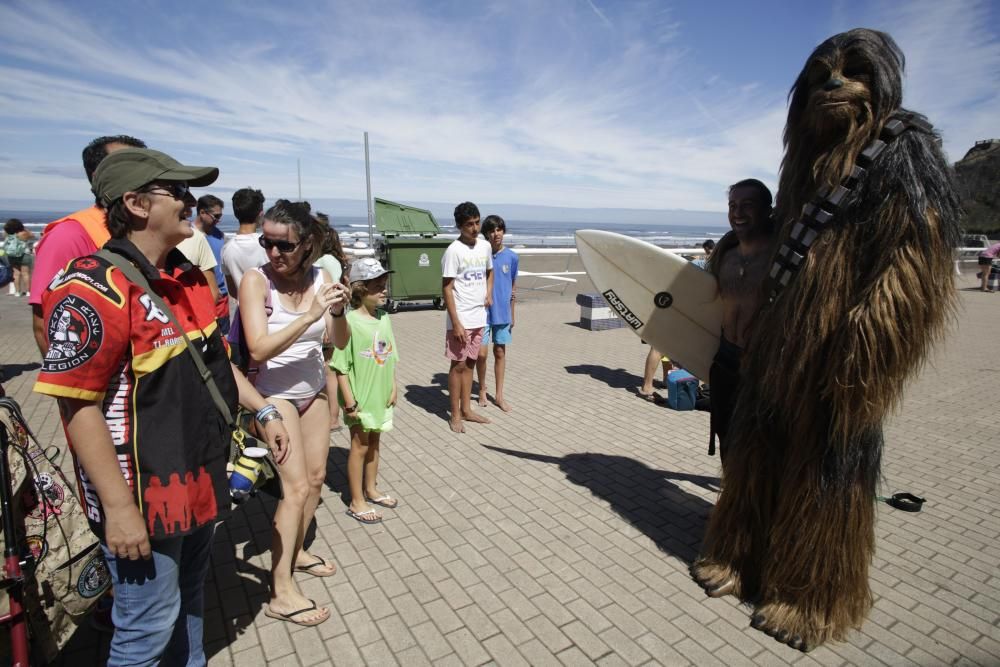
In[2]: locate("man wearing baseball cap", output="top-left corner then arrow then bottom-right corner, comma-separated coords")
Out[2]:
34,148 -> 290,665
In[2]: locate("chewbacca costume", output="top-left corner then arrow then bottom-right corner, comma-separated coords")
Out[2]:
691,29 -> 961,651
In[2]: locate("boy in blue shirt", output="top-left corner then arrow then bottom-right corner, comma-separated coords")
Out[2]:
476,215 -> 518,412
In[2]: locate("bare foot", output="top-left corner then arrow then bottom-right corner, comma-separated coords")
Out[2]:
462,410 -> 491,424
477,394 -> 488,407
449,419 -> 466,433
494,398 -> 512,412
364,491 -> 398,508
267,592 -> 330,626
347,502 -> 382,522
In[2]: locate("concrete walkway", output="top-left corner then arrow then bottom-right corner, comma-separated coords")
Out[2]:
1,274 -> 998,666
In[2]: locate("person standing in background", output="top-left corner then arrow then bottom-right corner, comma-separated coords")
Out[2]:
29,135 -> 147,354
195,194 -> 230,333
692,239 -> 716,269
3,218 -> 35,297
475,214 -> 517,412
442,202 -> 493,433
977,241 -> 1000,292
176,222 -> 222,308
314,212 -> 350,433
222,187 -> 268,295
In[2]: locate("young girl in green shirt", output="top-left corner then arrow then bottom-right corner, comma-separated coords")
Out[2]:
332,258 -> 399,524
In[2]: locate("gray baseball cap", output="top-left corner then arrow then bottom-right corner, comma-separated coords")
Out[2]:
349,257 -> 393,282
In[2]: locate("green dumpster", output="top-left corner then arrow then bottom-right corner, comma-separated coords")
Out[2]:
374,198 -> 452,312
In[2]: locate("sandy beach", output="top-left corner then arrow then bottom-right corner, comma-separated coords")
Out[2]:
1,269 -> 998,666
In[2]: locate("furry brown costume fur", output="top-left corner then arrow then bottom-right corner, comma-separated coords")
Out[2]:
691,28 -> 961,651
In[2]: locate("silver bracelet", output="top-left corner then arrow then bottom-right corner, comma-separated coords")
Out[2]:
259,411 -> 283,424
256,404 -> 281,423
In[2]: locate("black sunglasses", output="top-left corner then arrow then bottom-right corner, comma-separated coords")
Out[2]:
146,182 -> 190,200
258,236 -> 303,253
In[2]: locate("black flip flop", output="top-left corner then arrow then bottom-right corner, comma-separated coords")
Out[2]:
294,556 -> 337,577
636,390 -> 663,403
886,492 -> 925,512
264,599 -> 329,627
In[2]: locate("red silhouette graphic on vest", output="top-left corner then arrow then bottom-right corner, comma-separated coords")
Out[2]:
143,476 -> 171,534
143,468 -> 216,535
192,466 -> 219,526
168,473 -> 191,532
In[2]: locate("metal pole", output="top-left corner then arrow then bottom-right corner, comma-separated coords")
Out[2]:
297,159 -> 302,200
0,412 -> 30,667
365,132 -> 374,248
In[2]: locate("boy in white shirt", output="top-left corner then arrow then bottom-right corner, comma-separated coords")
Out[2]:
441,202 -> 493,433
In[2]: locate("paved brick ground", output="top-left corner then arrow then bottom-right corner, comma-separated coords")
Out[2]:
2,271 -> 998,666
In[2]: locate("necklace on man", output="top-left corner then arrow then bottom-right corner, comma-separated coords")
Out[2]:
739,253 -> 751,278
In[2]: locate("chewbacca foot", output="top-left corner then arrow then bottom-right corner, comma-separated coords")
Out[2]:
689,560 -> 741,599
750,601 -> 839,652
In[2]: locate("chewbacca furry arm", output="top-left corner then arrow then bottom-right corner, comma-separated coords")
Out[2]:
828,204 -> 955,444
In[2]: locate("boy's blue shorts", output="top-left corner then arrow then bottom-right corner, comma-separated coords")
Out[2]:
483,324 -> 512,346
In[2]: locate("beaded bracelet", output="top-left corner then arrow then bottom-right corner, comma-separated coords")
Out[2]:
255,404 -> 282,423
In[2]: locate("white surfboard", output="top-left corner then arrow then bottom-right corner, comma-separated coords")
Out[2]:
575,230 -> 722,381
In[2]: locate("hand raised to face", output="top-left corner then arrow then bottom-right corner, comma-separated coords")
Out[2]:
308,282 -> 347,321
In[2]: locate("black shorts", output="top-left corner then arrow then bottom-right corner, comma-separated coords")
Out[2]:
979,256 -> 994,266
709,335 -> 743,461
7,256 -> 23,270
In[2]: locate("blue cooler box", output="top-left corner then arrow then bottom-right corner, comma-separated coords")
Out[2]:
667,369 -> 698,411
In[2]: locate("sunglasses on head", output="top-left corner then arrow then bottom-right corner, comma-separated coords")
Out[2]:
258,236 -> 303,253
146,182 -> 190,200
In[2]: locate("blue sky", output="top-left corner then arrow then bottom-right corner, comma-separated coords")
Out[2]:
0,0 -> 997,214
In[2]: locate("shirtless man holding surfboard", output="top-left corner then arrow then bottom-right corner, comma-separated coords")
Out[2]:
706,179 -> 776,460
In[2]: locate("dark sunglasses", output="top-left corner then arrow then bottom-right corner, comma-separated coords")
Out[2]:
146,182 -> 190,200
258,236 -> 303,253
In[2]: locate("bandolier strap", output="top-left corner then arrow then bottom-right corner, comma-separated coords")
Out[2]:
766,111 -> 933,303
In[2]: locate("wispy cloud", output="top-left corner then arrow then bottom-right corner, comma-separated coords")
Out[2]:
840,0 -> 1000,162
0,0 -> 994,212
585,0 -> 613,29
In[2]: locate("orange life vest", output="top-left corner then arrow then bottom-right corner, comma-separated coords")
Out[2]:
43,205 -> 110,248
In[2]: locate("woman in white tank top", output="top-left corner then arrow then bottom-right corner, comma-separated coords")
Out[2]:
239,200 -> 349,627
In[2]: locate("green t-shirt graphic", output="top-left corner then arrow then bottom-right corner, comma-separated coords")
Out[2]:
331,309 -> 399,432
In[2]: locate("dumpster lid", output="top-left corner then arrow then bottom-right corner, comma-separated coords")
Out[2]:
375,198 -> 442,237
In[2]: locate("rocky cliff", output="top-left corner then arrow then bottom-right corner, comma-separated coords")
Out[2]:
954,139 -> 1000,234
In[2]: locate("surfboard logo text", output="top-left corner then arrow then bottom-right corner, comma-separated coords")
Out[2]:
602,290 -> 643,330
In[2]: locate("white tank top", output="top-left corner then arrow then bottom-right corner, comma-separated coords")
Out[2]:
253,267 -> 328,400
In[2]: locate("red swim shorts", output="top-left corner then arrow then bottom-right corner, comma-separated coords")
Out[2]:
445,327 -> 484,361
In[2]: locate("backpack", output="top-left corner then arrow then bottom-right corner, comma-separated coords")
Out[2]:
3,234 -> 27,259
0,257 -> 12,287
0,397 -> 110,662
667,369 -> 699,411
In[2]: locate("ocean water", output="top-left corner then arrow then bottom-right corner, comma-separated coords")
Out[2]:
3,210 -> 727,249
